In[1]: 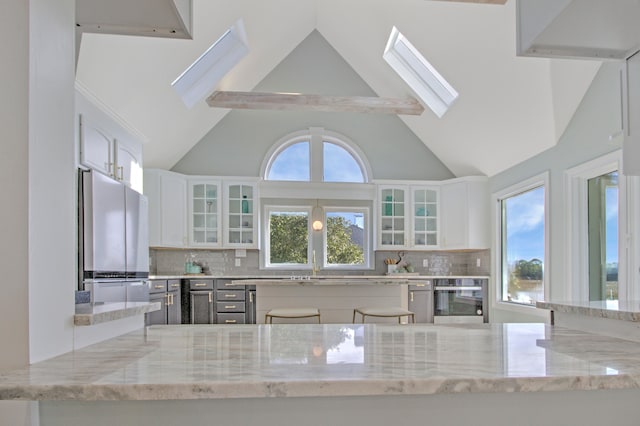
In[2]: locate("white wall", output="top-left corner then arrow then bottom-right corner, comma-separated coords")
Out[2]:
172,31 -> 454,181
489,61 -> 624,322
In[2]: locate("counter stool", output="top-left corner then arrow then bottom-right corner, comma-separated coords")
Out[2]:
353,307 -> 415,324
265,308 -> 321,324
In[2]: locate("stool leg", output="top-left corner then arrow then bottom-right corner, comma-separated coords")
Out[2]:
317,313 -> 321,324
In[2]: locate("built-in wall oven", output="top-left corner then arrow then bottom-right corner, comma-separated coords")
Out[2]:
433,278 -> 487,324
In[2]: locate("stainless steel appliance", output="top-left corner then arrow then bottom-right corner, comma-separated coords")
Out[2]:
433,278 -> 487,324
78,169 -> 149,304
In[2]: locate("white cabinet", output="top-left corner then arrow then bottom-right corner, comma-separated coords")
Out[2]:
144,169 -> 187,248
77,90 -> 144,192
624,51 -> 640,176
188,179 -> 221,247
377,184 -> 439,249
440,178 -> 489,250
224,181 -> 258,248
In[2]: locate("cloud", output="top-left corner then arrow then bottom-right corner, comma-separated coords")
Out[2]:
505,188 -> 545,236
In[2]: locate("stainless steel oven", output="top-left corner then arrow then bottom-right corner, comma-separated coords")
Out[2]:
433,278 -> 487,323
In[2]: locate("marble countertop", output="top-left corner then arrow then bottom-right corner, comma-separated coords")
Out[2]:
74,302 -> 161,326
536,300 -> 640,322
2,323 -> 640,401
150,274 -> 489,281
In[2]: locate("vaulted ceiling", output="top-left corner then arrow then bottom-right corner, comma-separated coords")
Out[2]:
75,0 -> 601,177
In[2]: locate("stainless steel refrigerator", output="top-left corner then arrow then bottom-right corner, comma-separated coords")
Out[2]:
79,169 -> 149,304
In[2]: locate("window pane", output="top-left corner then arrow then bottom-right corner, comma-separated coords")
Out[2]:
269,211 -> 308,264
323,142 -> 364,183
588,171 -> 618,301
326,212 -> 365,266
501,186 -> 545,305
267,142 -> 310,181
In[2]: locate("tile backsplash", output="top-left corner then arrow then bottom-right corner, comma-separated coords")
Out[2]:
150,248 -> 490,277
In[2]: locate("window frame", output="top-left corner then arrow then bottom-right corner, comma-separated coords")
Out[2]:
564,151 -> 630,302
323,206 -> 371,270
263,205 -> 313,270
261,127 -> 372,183
492,172 -> 550,311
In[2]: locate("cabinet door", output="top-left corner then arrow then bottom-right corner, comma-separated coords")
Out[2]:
79,114 -> 114,177
440,179 -> 489,250
167,290 -> 181,324
146,292 -> 167,325
408,289 -> 433,323
411,186 -> 439,248
190,291 -> 214,324
189,180 -> 221,247
224,182 -> 258,248
160,172 -> 188,247
378,186 -> 407,248
115,139 -> 143,193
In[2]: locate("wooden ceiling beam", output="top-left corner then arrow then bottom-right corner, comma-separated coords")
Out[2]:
206,91 -> 425,116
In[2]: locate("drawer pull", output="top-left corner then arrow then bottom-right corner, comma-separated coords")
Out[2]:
171,283 -> 180,288
194,283 -> 207,287
224,294 -> 237,298
225,305 -> 237,309
225,320 -> 237,324
225,283 -> 236,286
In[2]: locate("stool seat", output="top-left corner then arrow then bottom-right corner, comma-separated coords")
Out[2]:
353,307 -> 415,324
265,308 -> 321,324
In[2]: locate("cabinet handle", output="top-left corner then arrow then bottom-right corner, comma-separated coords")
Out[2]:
154,284 -> 165,289
410,291 -> 414,302
225,320 -> 237,324
224,305 -> 236,309
169,294 -> 174,305
208,292 -> 212,303
249,292 -> 253,303
194,283 -> 207,287
225,283 -> 236,286
224,294 -> 237,298
171,283 -> 180,288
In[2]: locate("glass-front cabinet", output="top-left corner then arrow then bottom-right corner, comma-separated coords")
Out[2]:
224,181 -> 258,248
377,184 -> 439,249
411,186 -> 438,248
188,180 -> 221,247
379,186 -> 406,247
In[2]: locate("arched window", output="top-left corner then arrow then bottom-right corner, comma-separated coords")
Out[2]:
263,128 -> 370,183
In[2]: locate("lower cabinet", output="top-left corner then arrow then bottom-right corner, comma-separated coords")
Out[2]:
214,279 -> 256,324
408,281 -> 434,323
146,279 -> 182,326
187,279 -> 215,324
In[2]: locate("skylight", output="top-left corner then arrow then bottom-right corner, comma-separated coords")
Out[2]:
172,19 -> 249,108
383,27 -> 458,118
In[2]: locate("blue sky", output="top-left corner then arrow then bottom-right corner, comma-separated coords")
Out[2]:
504,187 -> 545,264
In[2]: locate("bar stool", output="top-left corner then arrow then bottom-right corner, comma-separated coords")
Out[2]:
353,307 -> 415,324
265,308 -> 321,324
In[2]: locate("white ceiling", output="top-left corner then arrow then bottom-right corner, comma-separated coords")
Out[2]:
75,0 -> 601,177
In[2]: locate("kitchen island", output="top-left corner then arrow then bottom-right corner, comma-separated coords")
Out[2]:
234,276 -> 422,324
3,323 -> 640,425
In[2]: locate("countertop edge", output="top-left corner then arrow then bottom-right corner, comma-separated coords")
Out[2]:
74,302 -> 162,326
2,374 -> 638,401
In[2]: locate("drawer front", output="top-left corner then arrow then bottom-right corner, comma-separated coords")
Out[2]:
216,290 -> 245,301
167,279 -> 181,291
149,280 -> 168,294
188,279 -> 214,290
217,313 -> 246,324
216,301 -> 246,313
215,279 -> 245,290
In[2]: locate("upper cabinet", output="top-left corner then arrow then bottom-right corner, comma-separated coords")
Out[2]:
144,169 -> 188,248
377,184 -> 439,250
440,178 -> 489,250
188,179 -> 221,247
76,88 -> 144,192
224,181 -> 258,248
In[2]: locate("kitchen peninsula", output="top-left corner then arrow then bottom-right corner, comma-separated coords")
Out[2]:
2,323 -> 640,425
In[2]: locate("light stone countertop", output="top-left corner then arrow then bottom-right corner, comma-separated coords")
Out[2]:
2,323 -> 640,401
150,274 -> 489,281
74,302 -> 161,326
536,300 -> 640,322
